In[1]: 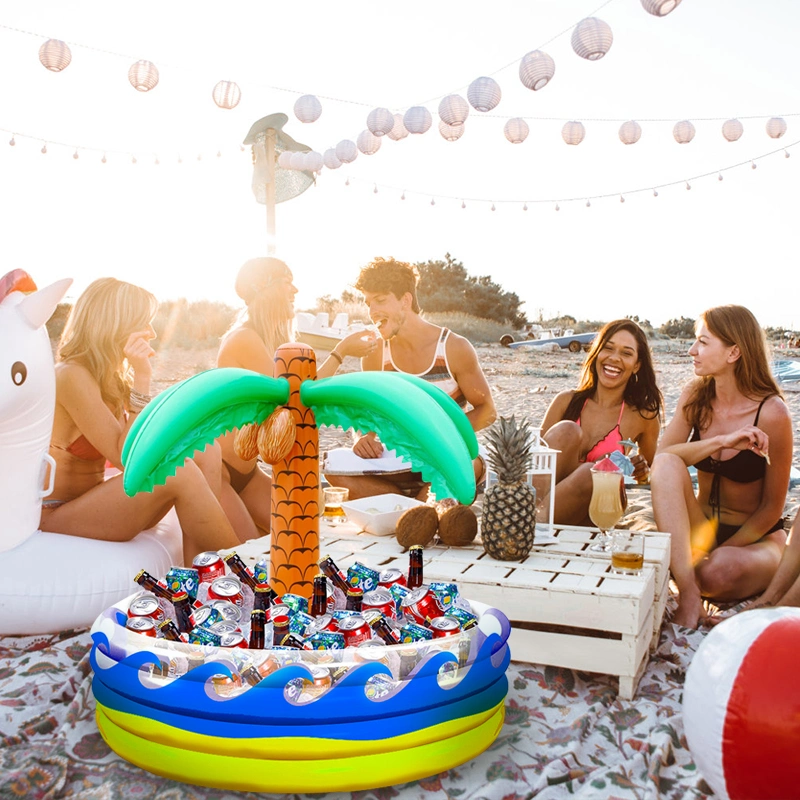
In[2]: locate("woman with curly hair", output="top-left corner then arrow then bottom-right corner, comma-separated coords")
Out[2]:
651,305 -> 792,628
41,278 -> 240,564
542,319 -> 663,525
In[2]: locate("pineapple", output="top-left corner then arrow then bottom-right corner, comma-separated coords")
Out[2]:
481,416 -> 537,560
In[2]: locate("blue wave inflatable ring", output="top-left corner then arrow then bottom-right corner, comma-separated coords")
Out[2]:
89,597 -> 511,792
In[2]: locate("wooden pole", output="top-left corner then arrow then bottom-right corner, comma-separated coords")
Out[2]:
265,128 -> 277,255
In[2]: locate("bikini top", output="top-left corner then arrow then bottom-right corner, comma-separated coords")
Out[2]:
578,400 -> 626,462
691,397 -> 770,484
382,327 -> 467,408
52,435 -> 104,462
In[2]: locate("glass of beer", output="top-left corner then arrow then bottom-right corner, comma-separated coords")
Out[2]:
322,487 -> 349,525
588,456 -> 627,553
611,531 -> 645,574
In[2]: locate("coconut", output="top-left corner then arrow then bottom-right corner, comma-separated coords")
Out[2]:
395,505 -> 438,549
437,504 -> 478,546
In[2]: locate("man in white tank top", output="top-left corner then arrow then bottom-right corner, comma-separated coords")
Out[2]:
324,257 -> 496,500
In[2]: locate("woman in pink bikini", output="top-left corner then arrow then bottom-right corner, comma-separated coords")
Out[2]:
542,319 -> 663,525
41,278 -> 241,563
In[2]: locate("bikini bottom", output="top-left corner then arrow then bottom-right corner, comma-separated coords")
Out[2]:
223,460 -> 259,494
715,517 -> 785,546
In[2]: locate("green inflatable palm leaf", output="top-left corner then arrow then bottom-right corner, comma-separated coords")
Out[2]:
122,369 -> 289,496
301,372 -> 477,504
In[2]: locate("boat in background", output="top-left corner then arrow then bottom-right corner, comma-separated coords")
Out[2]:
774,359 -> 800,392
294,311 -> 370,351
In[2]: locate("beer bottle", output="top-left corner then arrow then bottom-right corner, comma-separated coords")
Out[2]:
253,584 -> 275,613
158,618 -> 183,642
241,664 -> 263,687
407,545 -> 424,590
368,613 -> 400,645
272,613 -> 290,647
171,591 -> 193,633
280,633 -> 309,650
318,554 -> 351,594
223,552 -> 258,590
249,609 -> 266,649
310,573 -> 328,617
345,587 -> 364,612
134,569 -> 174,601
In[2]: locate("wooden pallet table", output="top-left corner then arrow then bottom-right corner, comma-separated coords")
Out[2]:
232,523 -> 671,700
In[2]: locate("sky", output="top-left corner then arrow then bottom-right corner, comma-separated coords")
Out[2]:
0,0 -> 798,329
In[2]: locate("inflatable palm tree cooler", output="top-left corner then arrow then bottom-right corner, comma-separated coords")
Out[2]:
89,342 -> 511,792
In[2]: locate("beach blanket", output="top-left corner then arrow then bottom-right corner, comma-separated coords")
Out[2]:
0,603 -> 715,800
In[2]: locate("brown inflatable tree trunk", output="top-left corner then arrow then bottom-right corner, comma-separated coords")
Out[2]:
269,342 -> 319,599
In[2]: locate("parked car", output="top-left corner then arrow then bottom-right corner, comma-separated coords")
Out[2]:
500,325 -> 597,352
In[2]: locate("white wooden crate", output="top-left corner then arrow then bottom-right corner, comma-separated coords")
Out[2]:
231,522 -> 671,700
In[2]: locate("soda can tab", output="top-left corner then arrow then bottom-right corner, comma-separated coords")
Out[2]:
208,576 -> 244,607
304,613 -> 338,637
388,582 -> 411,615
289,611 -> 315,636
398,622 -> 434,643
362,587 -> 397,620
306,631 -> 346,651
278,593 -> 309,615
209,621 -> 240,638
446,607 -> 479,631
401,586 -> 444,625
219,631 -> 248,649
128,593 -> 166,622
347,562 -> 380,593
253,557 -> 269,585
125,616 -> 158,637
355,641 -> 390,665
428,616 -> 461,638
337,615 -> 373,647
191,604 -> 223,630
209,600 -> 242,625
188,627 -> 222,646
192,551 -> 226,584
166,567 -> 200,601
378,567 -> 407,588
428,582 -> 459,611
365,673 -> 397,701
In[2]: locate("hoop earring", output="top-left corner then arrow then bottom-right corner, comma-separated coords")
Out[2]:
632,372 -> 639,383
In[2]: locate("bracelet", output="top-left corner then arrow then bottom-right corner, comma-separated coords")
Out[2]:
329,350 -> 343,365
129,389 -> 152,412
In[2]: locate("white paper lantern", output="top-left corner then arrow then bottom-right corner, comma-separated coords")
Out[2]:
38,39 -> 71,72
212,81 -> 241,109
519,50 -> 555,91
438,94 -> 469,127
403,106 -> 432,134
357,129 -> 382,155
439,120 -> 464,142
387,113 -> 409,141
571,18 -> 613,61
277,151 -> 294,169
618,120 -> 642,145
335,139 -> 358,163
640,0 -> 682,16
366,107 -> 395,137
562,120 -> 586,145
673,120 -> 696,144
766,117 -> 787,139
128,60 -> 159,92
504,118 -> 529,144
467,77 -> 502,112
289,151 -> 308,170
722,118 -> 744,142
305,151 -> 324,172
294,95 -> 322,123
322,148 -> 342,170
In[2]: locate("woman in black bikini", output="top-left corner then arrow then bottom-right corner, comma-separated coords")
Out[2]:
651,305 -> 793,629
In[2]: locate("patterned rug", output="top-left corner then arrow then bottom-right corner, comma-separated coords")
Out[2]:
0,601 -> 716,800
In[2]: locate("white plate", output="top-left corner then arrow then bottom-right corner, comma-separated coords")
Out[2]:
341,493 -> 426,536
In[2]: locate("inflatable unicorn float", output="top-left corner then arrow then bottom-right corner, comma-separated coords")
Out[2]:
0,270 -> 181,635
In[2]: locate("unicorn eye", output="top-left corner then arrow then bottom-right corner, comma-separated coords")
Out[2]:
11,361 -> 27,386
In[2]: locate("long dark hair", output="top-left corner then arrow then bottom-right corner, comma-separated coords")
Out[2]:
684,305 -> 782,431
563,319 -> 663,421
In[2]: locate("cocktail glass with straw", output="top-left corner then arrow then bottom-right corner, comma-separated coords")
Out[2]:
588,455 -> 627,552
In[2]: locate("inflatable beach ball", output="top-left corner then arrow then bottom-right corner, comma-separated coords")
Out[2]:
683,608 -> 800,800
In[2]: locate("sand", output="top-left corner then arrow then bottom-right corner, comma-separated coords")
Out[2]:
151,339 -> 800,529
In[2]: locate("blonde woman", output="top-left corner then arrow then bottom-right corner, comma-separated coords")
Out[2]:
651,305 -> 792,628
216,257 -> 376,539
41,278 -> 240,564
